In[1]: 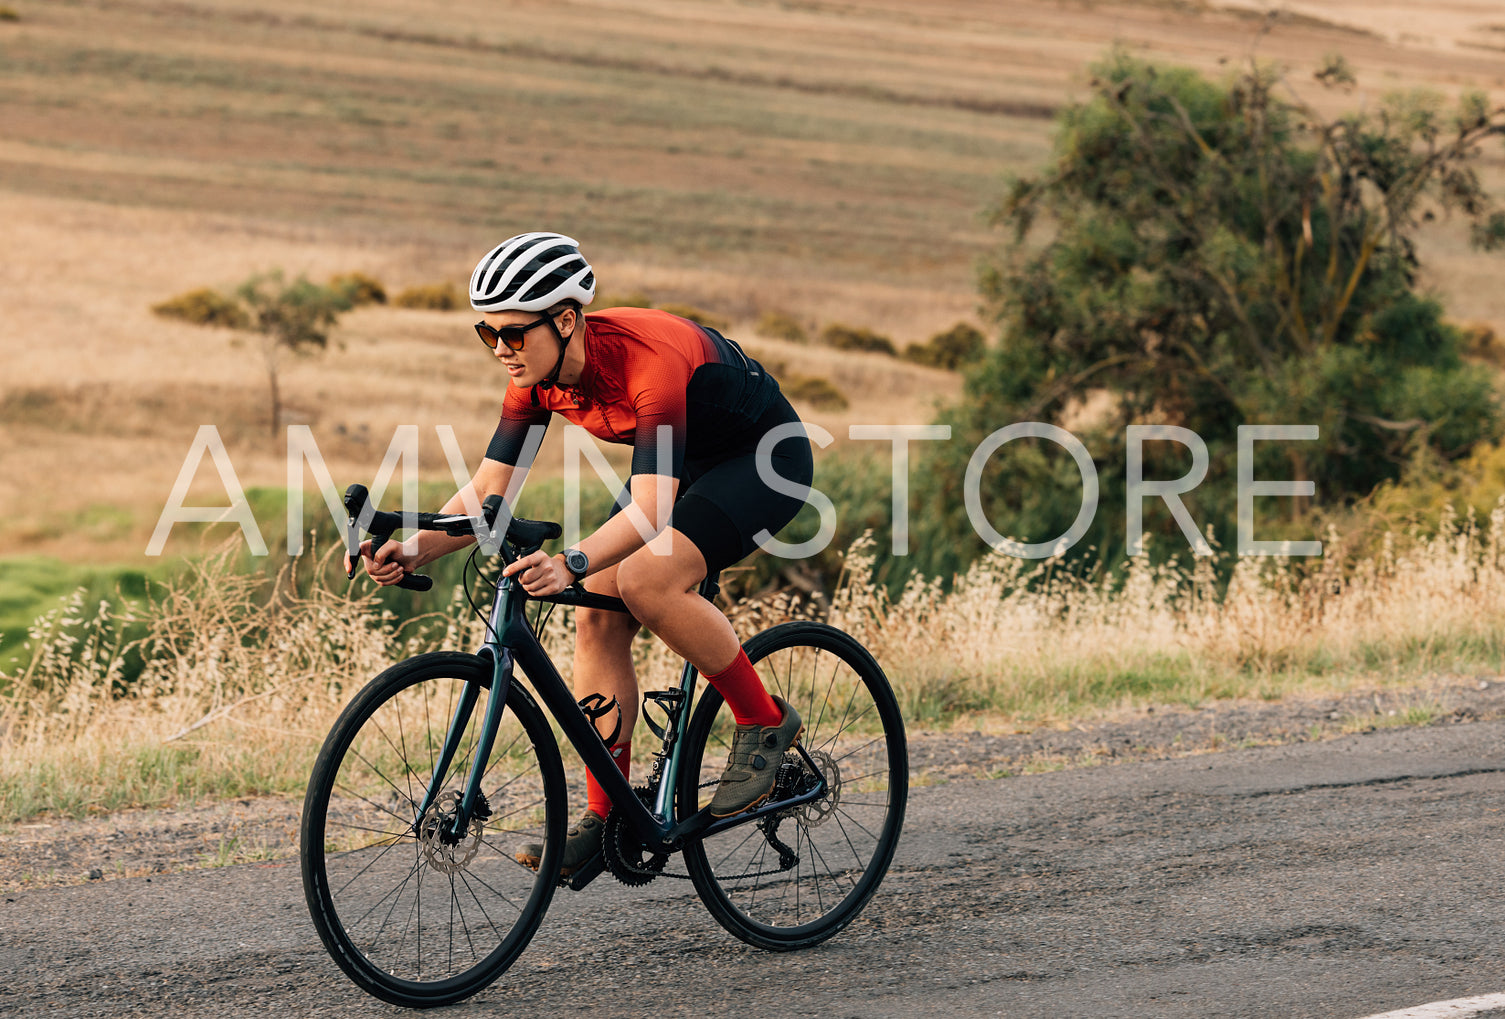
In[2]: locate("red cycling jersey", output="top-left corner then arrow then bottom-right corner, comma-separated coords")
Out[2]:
485,307 -> 778,478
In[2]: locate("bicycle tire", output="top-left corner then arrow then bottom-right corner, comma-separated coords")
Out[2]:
301,651 -> 566,1008
678,621 -> 907,950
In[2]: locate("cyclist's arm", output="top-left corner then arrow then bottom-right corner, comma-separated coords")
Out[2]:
576,471 -> 679,573
358,458 -> 522,583
500,471 -> 678,594
565,376 -> 689,580
572,361 -> 687,571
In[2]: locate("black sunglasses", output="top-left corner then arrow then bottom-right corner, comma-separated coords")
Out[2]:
474,311 -> 557,351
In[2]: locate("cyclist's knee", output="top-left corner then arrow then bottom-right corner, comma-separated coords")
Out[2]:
616,556 -> 662,625
616,550 -> 696,627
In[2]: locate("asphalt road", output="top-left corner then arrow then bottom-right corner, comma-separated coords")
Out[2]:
3,720 -> 1502,1019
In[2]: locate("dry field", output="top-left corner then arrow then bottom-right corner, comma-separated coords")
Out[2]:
1,0 -> 1503,563
4,0 -> 1505,823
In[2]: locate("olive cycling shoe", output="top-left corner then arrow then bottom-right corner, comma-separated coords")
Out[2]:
516,809 -> 604,876
707,696 -> 804,818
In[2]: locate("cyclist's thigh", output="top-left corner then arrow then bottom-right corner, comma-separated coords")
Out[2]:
670,438 -> 813,575
624,525 -> 710,594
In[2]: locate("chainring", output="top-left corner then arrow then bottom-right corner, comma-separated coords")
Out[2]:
601,787 -> 669,887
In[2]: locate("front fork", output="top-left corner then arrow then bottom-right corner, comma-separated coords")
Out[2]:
413,643 -> 513,840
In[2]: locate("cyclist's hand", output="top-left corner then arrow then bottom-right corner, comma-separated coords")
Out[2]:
353,538 -> 419,587
502,550 -> 571,596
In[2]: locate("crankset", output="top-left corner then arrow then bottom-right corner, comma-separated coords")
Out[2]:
601,787 -> 673,886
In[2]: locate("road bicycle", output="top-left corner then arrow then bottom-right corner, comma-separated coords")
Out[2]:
299,485 -> 908,1008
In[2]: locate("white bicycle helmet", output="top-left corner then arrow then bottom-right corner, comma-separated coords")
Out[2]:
469,232 -> 596,313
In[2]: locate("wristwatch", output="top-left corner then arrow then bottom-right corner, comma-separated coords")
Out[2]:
561,548 -> 589,581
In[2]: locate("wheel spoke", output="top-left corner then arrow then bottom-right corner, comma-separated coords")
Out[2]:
302,657 -> 562,1005
682,623 -> 906,949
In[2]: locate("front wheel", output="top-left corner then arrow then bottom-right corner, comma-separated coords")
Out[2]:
300,652 -> 566,1008
678,622 -> 908,950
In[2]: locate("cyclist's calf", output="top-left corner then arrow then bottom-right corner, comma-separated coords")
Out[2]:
571,606 -> 640,738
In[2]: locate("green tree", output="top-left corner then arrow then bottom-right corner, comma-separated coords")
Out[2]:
236,272 -> 352,437
918,52 -> 1505,578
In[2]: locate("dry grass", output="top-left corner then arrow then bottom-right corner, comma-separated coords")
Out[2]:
6,507 -> 1505,819
827,504 -> 1505,725
0,196 -> 966,563
0,537 -> 723,820
4,1 -> 1505,813
0,546 -> 396,818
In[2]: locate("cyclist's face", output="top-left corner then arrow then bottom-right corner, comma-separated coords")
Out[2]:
482,309 -> 565,387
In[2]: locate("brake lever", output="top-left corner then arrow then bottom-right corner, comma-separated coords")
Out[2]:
343,484 -> 370,581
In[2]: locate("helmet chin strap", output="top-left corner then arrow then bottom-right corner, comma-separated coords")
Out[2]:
535,308 -> 576,393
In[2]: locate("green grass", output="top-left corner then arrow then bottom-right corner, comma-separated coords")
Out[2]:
0,557 -> 165,672
0,740 -> 318,823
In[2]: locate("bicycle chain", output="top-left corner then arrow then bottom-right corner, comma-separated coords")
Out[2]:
608,778 -> 811,883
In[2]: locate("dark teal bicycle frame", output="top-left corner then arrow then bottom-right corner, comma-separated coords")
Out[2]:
413,567 -> 828,857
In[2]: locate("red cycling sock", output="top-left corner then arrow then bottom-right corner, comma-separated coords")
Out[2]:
704,648 -> 782,728
586,741 -> 631,818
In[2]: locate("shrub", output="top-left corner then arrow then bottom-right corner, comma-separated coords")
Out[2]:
782,374 -> 849,410
392,282 -> 462,310
1459,320 -> 1503,366
0,7 -> 18,22
236,272 -> 350,352
658,302 -> 730,331
756,310 -> 808,343
903,321 -> 986,370
329,272 -> 387,307
921,51 -> 1505,577
819,323 -> 896,356
151,287 -> 250,329
233,271 -> 353,435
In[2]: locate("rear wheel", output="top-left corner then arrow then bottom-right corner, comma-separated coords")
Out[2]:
678,622 -> 907,950
301,652 -> 565,1007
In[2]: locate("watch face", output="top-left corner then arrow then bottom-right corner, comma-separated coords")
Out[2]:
564,549 -> 588,577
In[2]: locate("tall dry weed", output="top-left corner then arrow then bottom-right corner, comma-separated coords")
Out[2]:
828,504 -> 1505,722
5,509 -> 1505,819
0,544 -> 427,818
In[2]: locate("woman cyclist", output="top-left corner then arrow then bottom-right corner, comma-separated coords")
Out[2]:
352,232 -> 813,875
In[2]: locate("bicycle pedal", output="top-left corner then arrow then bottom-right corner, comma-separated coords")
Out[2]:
564,851 -> 606,891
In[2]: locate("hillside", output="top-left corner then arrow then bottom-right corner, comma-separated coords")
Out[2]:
1,0 -> 1502,561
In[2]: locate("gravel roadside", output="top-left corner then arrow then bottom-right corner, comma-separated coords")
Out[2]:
4,673 -> 1502,894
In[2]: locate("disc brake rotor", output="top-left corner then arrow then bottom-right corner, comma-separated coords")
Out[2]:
417,792 -> 485,875
792,749 -> 841,828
